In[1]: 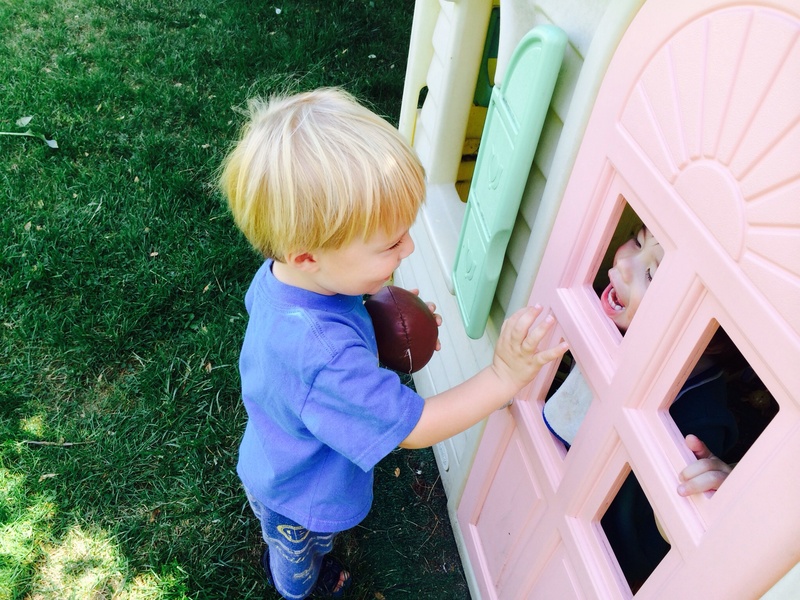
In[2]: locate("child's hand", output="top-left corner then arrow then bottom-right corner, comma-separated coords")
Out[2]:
491,305 -> 568,395
401,304 -> 566,448
677,434 -> 732,496
409,288 -> 442,351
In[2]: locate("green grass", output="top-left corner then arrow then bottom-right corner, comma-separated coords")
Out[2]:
0,0 -> 468,597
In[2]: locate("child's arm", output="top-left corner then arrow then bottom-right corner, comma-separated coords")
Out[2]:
400,305 -> 568,449
676,434 -> 732,496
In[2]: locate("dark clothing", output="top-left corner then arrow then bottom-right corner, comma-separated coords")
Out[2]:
602,366 -> 738,587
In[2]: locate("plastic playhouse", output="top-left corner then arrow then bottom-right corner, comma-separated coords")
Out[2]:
393,0 -> 800,597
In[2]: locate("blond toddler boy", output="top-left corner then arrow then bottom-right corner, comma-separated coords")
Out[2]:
219,88 -> 567,599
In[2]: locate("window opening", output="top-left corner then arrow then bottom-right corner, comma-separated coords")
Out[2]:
600,324 -> 778,592
540,199 -> 779,590
542,351 -> 585,450
601,468 -> 669,595
542,202 -> 656,450
667,324 -> 779,470
544,351 -> 575,401
592,202 -> 660,335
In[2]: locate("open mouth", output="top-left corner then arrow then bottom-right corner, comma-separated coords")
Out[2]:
607,285 -> 624,311
601,283 -> 625,314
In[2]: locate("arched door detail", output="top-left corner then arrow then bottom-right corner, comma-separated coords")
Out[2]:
457,1 -> 800,598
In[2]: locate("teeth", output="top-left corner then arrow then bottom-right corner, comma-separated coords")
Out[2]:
609,287 -> 623,311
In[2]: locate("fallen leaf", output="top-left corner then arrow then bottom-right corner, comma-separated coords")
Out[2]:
374,593 -> 385,600
0,128 -> 58,148
39,473 -> 57,482
16,116 -> 33,127
394,467 -> 400,477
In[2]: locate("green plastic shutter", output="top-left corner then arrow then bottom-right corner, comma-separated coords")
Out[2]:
453,25 -> 567,338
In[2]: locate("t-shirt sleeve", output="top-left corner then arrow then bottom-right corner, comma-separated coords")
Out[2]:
300,344 -> 425,472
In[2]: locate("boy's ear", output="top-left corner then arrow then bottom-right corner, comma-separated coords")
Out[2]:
284,251 -> 320,272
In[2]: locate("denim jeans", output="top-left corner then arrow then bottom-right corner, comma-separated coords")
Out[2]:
244,486 -> 337,599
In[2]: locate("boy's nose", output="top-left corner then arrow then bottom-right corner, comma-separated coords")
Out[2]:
615,255 -> 636,282
402,235 -> 415,258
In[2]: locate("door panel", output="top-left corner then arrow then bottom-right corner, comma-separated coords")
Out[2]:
458,0 -> 800,598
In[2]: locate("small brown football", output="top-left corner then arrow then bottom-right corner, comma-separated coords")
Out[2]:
364,285 -> 438,374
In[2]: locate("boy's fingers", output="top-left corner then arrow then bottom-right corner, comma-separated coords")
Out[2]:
526,313 -> 554,341
521,311 -> 558,352
525,340 -> 569,367
684,434 -> 713,460
520,310 -> 567,363
501,305 -> 534,332
540,341 -> 569,362
425,301 -> 440,322
680,456 -> 730,482
677,469 -> 728,496
509,305 -> 543,340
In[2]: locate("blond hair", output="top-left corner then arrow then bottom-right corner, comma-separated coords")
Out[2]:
219,88 -> 426,259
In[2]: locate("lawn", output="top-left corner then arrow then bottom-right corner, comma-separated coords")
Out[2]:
0,0 -> 469,597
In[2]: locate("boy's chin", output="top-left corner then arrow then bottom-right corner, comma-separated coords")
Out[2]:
365,279 -> 393,295
366,283 -> 388,296
611,314 -> 631,333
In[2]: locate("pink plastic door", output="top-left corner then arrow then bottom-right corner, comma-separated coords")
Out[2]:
457,0 -> 800,598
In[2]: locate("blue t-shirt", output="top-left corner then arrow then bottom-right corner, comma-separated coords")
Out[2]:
236,260 -> 425,533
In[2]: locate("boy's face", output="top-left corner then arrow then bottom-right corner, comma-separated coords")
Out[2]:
600,226 -> 664,332
310,223 -> 415,296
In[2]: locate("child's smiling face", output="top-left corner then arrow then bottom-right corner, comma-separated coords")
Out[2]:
308,223 -> 416,297
600,226 -> 664,332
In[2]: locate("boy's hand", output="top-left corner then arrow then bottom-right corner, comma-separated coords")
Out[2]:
677,434 -> 732,496
491,305 -> 568,396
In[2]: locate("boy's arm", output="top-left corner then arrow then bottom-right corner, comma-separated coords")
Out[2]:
400,306 -> 568,449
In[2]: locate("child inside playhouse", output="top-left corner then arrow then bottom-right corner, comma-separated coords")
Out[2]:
543,223 -> 737,590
